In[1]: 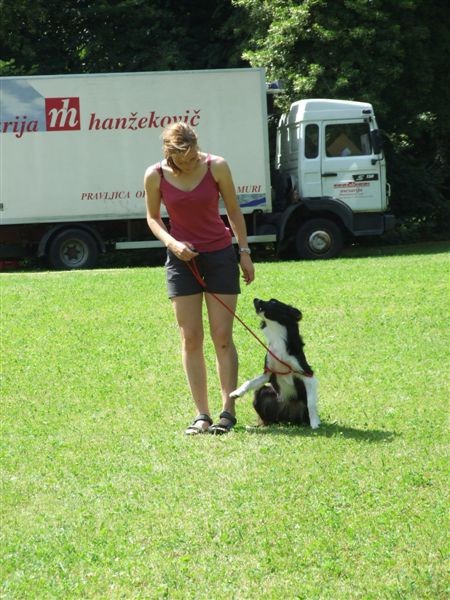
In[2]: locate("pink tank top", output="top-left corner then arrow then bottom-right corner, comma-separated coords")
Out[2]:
158,156 -> 232,253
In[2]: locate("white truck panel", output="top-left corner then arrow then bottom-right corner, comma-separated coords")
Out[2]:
1,69 -> 271,225
286,99 -> 374,123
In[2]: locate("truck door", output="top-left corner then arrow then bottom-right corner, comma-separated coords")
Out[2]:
321,120 -> 383,211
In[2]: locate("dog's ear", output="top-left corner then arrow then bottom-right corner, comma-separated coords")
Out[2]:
292,307 -> 302,321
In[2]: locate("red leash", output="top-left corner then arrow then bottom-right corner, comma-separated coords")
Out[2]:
185,258 -> 313,377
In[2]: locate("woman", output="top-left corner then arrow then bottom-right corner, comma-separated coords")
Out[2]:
144,122 -> 255,435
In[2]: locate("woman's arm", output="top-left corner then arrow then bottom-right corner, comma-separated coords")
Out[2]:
212,157 -> 255,285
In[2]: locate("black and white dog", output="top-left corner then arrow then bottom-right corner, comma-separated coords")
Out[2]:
230,298 -> 320,429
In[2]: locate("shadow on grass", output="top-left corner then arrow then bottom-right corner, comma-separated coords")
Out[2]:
241,421 -> 397,443
2,241 -> 448,273
339,240 -> 450,260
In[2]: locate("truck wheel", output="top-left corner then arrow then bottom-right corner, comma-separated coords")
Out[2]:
48,228 -> 98,270
295,218 -> 343,259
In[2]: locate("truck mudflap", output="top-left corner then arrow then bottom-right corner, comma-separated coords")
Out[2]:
352,212 -> 396,235
384,214 -> 396,231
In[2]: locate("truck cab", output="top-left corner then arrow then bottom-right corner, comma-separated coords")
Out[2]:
274,99 -> 394,258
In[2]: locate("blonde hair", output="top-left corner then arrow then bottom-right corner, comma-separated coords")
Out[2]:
162,122 -> 199,173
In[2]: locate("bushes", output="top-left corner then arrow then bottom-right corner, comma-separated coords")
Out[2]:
383,134 -> 450,242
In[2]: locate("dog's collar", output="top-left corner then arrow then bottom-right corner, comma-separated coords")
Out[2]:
264,365 -> 313,377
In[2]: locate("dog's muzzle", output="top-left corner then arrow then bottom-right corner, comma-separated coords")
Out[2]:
253,298 -> 264,314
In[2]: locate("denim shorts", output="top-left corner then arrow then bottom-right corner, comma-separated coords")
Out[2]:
165,245 -> 241,298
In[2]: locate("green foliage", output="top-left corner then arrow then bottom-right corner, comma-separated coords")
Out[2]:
1,0 -> 84,75
1,244 -> 449,597
0,0 -> 249,74
384,136 -> 450,240
234,0 -> 450,237
234,0 -> 448,130
1,0 -> 449,236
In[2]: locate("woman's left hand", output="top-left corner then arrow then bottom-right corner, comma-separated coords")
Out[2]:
239,253 -> 255,285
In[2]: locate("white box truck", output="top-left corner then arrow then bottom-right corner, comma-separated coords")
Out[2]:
0,68 -> 394,269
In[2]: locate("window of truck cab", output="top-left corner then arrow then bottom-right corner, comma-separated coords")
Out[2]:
325,123 -> 372,157
305,124 -> 319,158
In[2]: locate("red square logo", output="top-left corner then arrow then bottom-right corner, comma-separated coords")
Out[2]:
45,97 -> 81,131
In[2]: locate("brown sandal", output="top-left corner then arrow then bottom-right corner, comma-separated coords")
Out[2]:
184,413 -> 213,435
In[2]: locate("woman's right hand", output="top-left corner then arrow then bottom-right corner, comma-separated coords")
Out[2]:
168,240 -> 199,261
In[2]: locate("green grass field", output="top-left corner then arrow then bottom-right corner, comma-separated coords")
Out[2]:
1,242 -> 449,599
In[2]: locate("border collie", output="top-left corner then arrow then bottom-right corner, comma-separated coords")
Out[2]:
230,298 -> 320,429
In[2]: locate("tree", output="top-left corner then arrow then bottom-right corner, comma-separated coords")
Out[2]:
234,0 -> 450,236
0,0 -> 249,75
2,0 -> 448,235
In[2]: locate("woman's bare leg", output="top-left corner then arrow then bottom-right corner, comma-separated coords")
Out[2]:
205,293 -> 238,421
172,293 -> 211,429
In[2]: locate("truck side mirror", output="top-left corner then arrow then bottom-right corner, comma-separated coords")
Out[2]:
371,130 -> 383,155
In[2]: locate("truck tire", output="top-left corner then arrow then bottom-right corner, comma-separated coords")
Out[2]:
48,228 -> 99,270
295,218 -> 343,259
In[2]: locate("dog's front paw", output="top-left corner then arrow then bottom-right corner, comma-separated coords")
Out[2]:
230,382 -> 251,398
310,417 -> 321,430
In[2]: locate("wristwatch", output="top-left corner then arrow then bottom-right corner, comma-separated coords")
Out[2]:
239,247 -> 251,255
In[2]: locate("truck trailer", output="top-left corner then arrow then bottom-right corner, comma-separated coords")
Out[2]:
0,68 -> 394,269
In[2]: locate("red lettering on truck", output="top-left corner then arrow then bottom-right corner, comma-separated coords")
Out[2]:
81,191 -> 131,200
237,185 -> 262,193
1,116 -> 38,138
88,109 -> 201,131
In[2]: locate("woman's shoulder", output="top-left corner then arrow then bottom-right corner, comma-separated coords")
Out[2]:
144,162 -> 165,191
208,154 -> 230,172
144,161 -> 163,181
207,153 -> 226,165
208,154 -> 231,180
